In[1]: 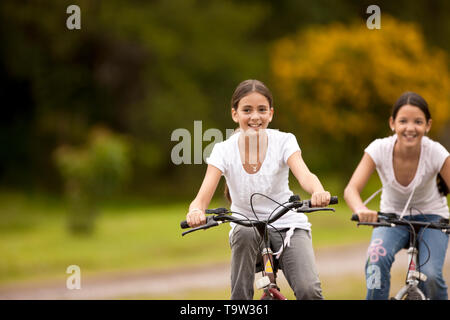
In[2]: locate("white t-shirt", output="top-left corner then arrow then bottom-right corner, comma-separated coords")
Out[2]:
365,135 -> 449,218
206,129 -> 311,231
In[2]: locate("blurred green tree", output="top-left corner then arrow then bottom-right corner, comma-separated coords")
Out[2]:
0,0 -> 268,197
2,0 -> 450,199
54,126 -> 131,234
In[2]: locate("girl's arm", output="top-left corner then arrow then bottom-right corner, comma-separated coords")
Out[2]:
343,152 -> 378,222
186,164 -> 223,228
287,151 -> 330,207
440,156 -> 450,191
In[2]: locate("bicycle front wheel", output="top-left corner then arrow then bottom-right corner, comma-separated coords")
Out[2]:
397,286 -> 427,300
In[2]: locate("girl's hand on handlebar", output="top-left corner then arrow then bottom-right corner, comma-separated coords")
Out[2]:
186,208 -> 206,228
356,207 -> 378,223
311,191 -> 331,207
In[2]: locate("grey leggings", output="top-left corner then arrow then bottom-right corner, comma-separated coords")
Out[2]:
229,225 -> 324,300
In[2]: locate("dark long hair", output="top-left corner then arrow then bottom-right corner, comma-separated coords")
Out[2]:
392,91 -> 448,196
230,79 -> 273,110
224,79 -> 274,203
437,173 -> 449,196
391,91 -> 431,121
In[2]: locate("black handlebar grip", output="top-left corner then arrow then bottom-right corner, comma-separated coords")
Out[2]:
180,220 -> 190,229
351,214 -> 359,222
304,195 -> 338,207
330,196 -> 338,205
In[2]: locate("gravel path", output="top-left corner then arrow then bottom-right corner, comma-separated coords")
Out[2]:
0,243 -> 448,299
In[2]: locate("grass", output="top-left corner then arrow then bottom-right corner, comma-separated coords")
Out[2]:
2,183 -> 445,299
0,191 -> 231,285
0,180 -> 384,288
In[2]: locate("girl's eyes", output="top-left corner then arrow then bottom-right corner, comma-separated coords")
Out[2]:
397,119 -> 424,124
242,108 -> 268,113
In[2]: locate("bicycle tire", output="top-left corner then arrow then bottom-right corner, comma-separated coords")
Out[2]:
260,288 -> 287,300
260,294 -> 274,300
403,287 -> 427,300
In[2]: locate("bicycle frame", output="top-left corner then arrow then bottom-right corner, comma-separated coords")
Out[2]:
393,247 -> 427,300
181,194 -> 338,300
392,225 -> 428,300
352,213 -> 450,300
254,224 -> 287,300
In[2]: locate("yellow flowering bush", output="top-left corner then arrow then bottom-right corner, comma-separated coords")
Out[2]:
270,16 -> 450,145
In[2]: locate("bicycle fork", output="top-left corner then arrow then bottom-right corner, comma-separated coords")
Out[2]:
393,246 -> 428,300
255,248 -> 287,300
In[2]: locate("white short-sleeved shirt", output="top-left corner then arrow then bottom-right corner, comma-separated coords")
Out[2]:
206,129 -> 311,231
365,135 -> 449,218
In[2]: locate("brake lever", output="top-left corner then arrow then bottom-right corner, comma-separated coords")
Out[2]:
205,208 -> 229,214
431,222 -> 450,234
295,206 -> 335,213
357,221 -> 394,228
181,216 -> 221,236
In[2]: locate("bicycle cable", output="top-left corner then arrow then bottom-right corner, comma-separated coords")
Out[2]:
249,193 -> 282,261
228,209 -> 262,244
391,211 -> 417,284
267,222 -> 286,261
409,207 -> 432,270
407,220 -> 418,282
232,197 -> 285,275
249,192 -> 302,264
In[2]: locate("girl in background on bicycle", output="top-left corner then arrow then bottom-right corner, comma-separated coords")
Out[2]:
344,91 -> 450,300
186,79 -> 331,300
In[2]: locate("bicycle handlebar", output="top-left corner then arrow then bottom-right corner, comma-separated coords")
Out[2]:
351,212 -> 450,233
180,195 -> 338,235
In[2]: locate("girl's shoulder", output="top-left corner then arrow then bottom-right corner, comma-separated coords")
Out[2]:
422,136 -> 447,149
422,136 -> 449,158
366,135 -> 395,152
267,130 -> 300,161
214,130 -> 239,149
267,129 -> 296,141
364,135 -> 396,166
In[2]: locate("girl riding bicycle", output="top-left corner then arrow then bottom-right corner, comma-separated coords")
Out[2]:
344,91 -> 450,300
186,79 -> 331,300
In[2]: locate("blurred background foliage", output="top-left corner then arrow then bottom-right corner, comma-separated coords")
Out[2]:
271,15 -> 450,173
54,126 -> 131,233
1,0 -> 449,204
1,0 -> 450,295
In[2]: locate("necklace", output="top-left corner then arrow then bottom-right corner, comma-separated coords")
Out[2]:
250,163 -> 260,172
